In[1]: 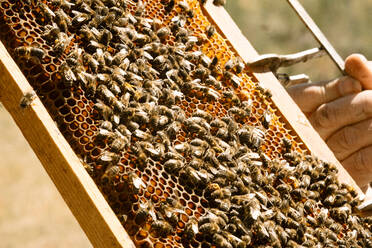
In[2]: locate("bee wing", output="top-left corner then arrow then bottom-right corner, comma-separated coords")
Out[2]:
132,176 -> 146,190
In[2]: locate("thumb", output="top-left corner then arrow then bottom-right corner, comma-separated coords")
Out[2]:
345,54 -> 372,89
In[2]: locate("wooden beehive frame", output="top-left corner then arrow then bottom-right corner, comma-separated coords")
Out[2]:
0,2 -> 367,247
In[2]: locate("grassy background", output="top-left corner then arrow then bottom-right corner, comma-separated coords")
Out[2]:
225,0 -> 372,81
1,1 -> 371,247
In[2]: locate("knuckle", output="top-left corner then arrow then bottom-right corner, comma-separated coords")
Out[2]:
360,91 -> 372,117
352,149 -> 372,174
338,126 -> 357,151
311,104 -> 333,130
337,76 -> 361,96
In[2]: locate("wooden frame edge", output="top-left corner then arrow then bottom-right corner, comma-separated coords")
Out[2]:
202,2 -> 363,196
0,41 -> 134,248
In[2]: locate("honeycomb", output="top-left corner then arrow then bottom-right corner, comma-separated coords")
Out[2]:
0,0 -> 371,247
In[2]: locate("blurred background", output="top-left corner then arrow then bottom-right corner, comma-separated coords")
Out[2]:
226,0 -> 372,82
1,0 -> 372,247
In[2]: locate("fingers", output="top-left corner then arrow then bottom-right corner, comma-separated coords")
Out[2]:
345,54 -> 372,90
341,146 -> 372,188
308,90 -> 372,139
287,76 -> 362,113
326,118 -> 372,160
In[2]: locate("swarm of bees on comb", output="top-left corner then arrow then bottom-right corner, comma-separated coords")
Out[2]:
0,0 -> 371,247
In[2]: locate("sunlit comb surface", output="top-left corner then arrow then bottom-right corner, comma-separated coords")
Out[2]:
0,0 -> 371,247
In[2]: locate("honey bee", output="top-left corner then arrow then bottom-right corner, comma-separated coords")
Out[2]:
60,62 -> 77,87
229,216 -> 250,236
38,2 -> 55,22
256,83 -> 272,98
194,65 -> 210,79
101,165 -> 120,184
306,215 -> 318,226
205,75 -> 222,90
236,57 -> 245,74
77,71 -> 96,96
178,0 -> 194,18
151,220 -> 173,238
55,9 -> 71,33
133,129 -> 152,141
184,217 -> 198,239
210,187 -> 231,200
134,0 -> 145,16
262,110 -> 272,129
111,137 -> 127,153
42,23 -> 61,43
127,171 -> 146,194
158,201 -> 184,226
326,183 -> 339,194
164,159 -> 184,174
171,14 -> 187,29
99,151 -> 120,165
224,71 -> 242,88
224,58 -> 235,71
97,128 -> 116,142
135,200 -> 156,225
100,120 -> 113,131
199,222 -> 220,236
19,90 -> 36,109
206,88 -> 221,101
84,52 -> 101,73
174,142 -> 190,154
94,100 -> 113,121
210,119 -> 227,129
253,221 -> 270,242
99,29 -> 113,46
163,0 -> 175,12
213,0 -> 226,6
51,0 -> 75,9
330,206 -> 350,222
15,46 -> 44,63
133,110 -> 149,125
156,27 -> 170,40
97,85 -> 116,105
237,127 -> 263,150
70,10 -> 90,27
288,207 -> 302,221
273,210 -> 287,227
215,198 -> 231,212
213,233 -> 232,248
79,25 -> 97,42
282,138 -> 292,153
181,166 -> 210,186
54,32 -> 73,55
206,25 -> 216,38
164,153 -> 183,165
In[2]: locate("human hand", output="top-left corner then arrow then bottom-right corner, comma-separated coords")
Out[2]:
287,54 -> 372,188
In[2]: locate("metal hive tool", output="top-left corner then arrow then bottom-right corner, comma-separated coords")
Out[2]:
0,0 -> 371,248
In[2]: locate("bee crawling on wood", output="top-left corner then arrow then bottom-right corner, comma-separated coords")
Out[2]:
206,25 -> 216,38
20,90 -> 37,109
213,0 -> 226,6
